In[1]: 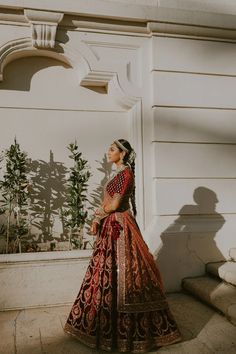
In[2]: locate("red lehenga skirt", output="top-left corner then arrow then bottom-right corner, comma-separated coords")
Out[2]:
64,211 -> 181,353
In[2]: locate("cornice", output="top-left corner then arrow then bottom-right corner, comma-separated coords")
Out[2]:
0,0 -> 236,28
147,22 -> 236,41
1,1 -> 236,40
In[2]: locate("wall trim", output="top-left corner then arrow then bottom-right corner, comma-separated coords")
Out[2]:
0,249 -> 92,263
1,2 -> 236,40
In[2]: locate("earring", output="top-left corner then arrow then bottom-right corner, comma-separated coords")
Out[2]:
121,152 -> 126,164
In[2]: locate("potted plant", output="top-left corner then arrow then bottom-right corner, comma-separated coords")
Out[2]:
0,138 -> 30,253
61,141 -> 91,250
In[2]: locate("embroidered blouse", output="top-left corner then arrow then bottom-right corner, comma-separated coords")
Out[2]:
93,166 -> 134,223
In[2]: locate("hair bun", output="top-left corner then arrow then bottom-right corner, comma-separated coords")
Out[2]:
127,149 -> 136,165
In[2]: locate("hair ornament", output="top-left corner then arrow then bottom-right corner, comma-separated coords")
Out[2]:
127,149 -> 136,165
114,140 -> 129,153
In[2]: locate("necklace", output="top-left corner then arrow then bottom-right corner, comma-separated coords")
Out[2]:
106,165 -> 128,185
116,164 -> 126,172
112,164 -> 127,177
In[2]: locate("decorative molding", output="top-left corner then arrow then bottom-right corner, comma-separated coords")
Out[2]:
0,37 -> 91,82
1,5 -> 236,40
0,8 -> 27,24
80,71 -> 115,88
0,38 -> 73,81
24,9 -> 64,48
0,37 -> 91,85
108,73 -> 140,109
80,71 -> 139,108
1,0 -> 236,29
0,38 -> 33,81
147,22 -> 236,41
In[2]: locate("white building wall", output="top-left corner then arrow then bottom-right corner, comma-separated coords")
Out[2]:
0,8 -> 150,308
0,1 -> 236,308
150,35 -> 236,291
0,24 -> 147,245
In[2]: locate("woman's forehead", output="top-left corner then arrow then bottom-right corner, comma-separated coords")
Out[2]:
110,143 -> 118,149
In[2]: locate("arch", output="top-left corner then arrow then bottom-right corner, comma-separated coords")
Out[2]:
0,37 -> 91,82
0,37 -> 141,105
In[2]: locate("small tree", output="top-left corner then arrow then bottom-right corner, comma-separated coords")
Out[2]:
0,138 -> 30,253
61,141 -> 91,249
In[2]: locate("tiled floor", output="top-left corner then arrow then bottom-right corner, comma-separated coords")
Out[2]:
1,293 -> 236,354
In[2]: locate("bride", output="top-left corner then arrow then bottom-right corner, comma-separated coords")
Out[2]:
64,138 -> 182,353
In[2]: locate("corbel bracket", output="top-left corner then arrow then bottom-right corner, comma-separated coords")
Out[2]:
24,9 -> 64,49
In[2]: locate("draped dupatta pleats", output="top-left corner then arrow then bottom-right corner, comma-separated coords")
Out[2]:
116,211 -> 168,313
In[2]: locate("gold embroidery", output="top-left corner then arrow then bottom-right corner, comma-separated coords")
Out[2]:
64,168 -> 182,352
117,211 -> 168,313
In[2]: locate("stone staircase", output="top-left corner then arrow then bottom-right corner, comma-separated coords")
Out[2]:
182,248 -> 236,325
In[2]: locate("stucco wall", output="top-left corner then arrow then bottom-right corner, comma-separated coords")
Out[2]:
0,10 -> 149,308
0,23 -> 147,246
149,35 -> 236,291
0,1 -> 236,307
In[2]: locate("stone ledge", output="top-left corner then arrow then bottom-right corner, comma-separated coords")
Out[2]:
206,261 -> 236,287
182,276 -> 236,325
206,261 -> 226,277
0,250 -> 93,311
0,249 -> 93,263
0,257 -> 91,311
230,248 -> 236,261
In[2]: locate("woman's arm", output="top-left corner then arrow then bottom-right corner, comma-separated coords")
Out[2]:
102,193 -> 122,213
89,196 -> 120,235
90,169 -> 133,234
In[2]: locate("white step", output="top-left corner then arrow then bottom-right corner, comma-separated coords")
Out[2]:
230,248 -> 236,261
182,276 -> 236,325
206,261 -> 236,287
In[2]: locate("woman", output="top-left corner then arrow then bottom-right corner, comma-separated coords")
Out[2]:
64,139 -> 182,353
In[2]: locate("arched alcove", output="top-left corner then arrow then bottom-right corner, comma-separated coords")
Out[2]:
0,55 -> 70,91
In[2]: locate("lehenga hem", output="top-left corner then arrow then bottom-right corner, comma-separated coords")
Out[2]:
64,323 -> 98,349
64,322 -> 182,353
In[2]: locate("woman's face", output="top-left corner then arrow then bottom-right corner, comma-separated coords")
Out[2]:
107,143 -> 125,164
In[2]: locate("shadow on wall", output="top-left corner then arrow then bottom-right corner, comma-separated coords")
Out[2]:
0,56 -> 70,91
28,152 -> 112,246
0,151 -> 111,252
29,150 -> 68,243
155,186 -> 225,291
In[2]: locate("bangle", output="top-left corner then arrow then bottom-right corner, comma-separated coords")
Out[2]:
94,206 -> 109,221
93,217 -> 100,224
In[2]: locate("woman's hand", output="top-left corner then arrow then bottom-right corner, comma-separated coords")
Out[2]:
89,221 -> 99,236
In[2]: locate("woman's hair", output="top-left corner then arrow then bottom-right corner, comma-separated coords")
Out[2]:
115,139 -> 137,217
